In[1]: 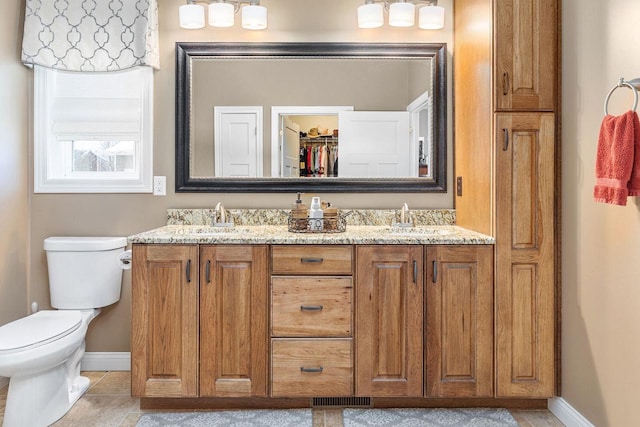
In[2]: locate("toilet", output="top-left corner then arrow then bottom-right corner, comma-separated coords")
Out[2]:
0,236 -> 127,427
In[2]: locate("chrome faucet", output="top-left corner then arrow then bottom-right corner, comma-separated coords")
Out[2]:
214,202 -> 228,225
398,203 -> 413,226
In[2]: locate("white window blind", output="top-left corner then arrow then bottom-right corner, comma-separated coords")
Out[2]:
34,66 -> 153,193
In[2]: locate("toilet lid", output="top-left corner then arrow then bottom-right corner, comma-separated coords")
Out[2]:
0,311 -> 82,352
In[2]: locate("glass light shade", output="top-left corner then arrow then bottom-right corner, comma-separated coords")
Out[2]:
209,2 -> 235,27
179,3 -> 205,29
357,3 -> 384,29
389,1 -> 415,27
419,5 -> 445,30
242,5 -> 267,30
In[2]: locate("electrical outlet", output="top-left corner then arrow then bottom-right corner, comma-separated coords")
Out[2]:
153,176 -> 166,196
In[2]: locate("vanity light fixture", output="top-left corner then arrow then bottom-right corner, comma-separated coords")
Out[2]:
357,0 -> 445,30
179,0 -> 267,30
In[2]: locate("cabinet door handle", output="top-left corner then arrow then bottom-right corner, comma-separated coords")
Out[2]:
432,260 -> 438,283
186,259 -> 192,283
301,258 -> 324,263
205,260 -> 211,283
300,305 -> 324,311
502,128 -> 509,151
413,260 -> 418,284
300,367 -> 323,373
502,72 -> 510,96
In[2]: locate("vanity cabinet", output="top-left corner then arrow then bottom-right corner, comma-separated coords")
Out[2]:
132,242 -> 503,403
455,0 -> 558,398
131,244 -> 268,398
494,0 -> 557,111
199,245 -> 269,397
355,245 -> 423,397
270,245 -> 354,397
131,244 -> 199,397
425,245 -> 494,398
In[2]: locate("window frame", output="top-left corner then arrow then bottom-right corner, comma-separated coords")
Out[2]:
33,66 -> 154,193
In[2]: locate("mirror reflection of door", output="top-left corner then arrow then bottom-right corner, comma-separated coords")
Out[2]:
338,111 -> 413,177
214,106 -> 263,177
407,92 -> 432,178
281,117 -> 300,177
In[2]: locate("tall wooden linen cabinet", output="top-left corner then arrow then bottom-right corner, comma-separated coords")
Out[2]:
454,0 -> 558,398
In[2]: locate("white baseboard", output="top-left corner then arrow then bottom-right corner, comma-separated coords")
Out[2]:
0,377 -> 8,388
80,352 -> 131,371
548,397 -> 595,427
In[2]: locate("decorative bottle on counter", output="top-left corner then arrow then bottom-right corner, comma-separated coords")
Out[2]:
309,197 -> 324,231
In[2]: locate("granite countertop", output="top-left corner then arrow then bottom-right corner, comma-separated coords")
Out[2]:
127,208 -> 494,245
128,224 -> 494,245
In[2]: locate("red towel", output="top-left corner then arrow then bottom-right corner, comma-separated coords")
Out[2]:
594,110 -> 639,205
628,117 -> 640,196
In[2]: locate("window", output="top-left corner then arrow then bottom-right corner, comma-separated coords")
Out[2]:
34,66 -> 153,193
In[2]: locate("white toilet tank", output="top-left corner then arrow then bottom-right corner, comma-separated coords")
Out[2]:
44,237 -> 127,309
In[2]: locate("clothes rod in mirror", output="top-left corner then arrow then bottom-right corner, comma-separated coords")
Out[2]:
358,0 -> 444,30
179,0 -> 267,30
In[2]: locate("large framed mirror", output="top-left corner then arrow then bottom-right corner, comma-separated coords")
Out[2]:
176,42 -> 446,192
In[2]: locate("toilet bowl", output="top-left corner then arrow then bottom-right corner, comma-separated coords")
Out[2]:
0,236 -> 127,427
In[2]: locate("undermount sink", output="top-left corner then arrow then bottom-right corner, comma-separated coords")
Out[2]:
383,226 -> 453,236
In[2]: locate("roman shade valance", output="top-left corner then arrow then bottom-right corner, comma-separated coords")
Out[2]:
22,0 -> 159,71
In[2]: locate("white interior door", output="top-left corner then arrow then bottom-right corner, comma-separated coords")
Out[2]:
282,117 -> 300,177
214,107 -> 263,177
338,111 -> 412,177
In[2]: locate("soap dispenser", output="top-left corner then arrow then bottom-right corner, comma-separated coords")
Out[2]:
309,196 -> 324,231
291,193 -> 308,231
291,193 -> 307,217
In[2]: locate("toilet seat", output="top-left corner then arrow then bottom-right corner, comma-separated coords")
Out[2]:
0,311 -> 82,354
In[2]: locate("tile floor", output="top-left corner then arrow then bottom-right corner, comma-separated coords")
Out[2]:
0,372 -> 565,426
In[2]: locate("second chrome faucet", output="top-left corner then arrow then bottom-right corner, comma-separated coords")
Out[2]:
213,202 -> 233,226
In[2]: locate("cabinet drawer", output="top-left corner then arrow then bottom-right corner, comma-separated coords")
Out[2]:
271,277 -> 352,337
271,339 -> 353,397
271,245 -> 353,275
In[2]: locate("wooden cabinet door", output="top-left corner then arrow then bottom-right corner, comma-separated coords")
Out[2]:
426,246 -> 494,398
494,0 -> 557,111
131,244 -> 198,397
199,245 -> 268,397
495,113 -> 555,397
355,245 -> 423,397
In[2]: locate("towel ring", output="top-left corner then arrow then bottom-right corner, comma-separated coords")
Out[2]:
604,77 -> 639,115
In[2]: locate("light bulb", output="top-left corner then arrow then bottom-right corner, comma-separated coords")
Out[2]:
179,3 -> 205,29
419,5 -> 445,30
242,4 -> 267,30
209,2 -> 235,27
389,1 -> 415,27
358,3 -> 384,29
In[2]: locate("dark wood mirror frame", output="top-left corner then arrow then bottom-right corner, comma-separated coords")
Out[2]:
175,42 -> 447,193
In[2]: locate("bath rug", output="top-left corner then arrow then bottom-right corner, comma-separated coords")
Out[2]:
136,409 -> 312,427
343,407 -> 519,427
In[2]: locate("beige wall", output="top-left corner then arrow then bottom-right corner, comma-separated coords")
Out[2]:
26,0 -> 454,352
0,0 -> 29,325
562,0 -> 640,425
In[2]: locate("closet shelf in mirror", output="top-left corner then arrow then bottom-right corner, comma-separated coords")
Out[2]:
300,137 -> 338,143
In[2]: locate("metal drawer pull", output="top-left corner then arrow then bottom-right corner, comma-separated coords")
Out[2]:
432,260 -> 438,283
300,305 -> 323,311
502,128 -> 509,151
186,259 -> 192,283
503,72 -> 509,96
300,367 -> 323,373
413,260 -> 418,284
301,258 -> 324,263
205,260 -> 211,283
